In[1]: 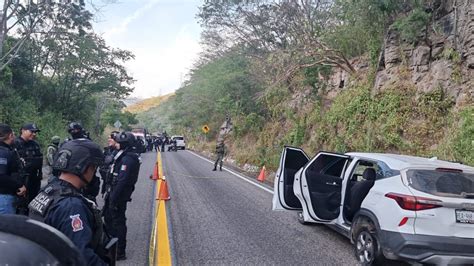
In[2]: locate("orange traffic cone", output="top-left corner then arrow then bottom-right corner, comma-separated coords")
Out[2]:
257,165 -> 266,182
157,177 -> 170,201
152,163 -> 159,180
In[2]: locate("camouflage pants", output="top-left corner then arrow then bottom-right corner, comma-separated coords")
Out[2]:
213,152 -> 224,170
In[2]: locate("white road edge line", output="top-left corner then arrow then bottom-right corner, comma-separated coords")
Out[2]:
187,150 -> 274,194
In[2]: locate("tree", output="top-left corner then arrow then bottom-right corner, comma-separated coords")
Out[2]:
198,0 -> 356,81
0,0 -> 94,71
0,0 -> 134,147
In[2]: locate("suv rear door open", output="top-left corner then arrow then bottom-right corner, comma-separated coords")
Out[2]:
296,152 -> 350,223
272,147 -> 309,211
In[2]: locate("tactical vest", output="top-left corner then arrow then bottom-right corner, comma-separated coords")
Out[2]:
28,181 -> 103,251
15,139 -> 43,171
109,150 -> 125,187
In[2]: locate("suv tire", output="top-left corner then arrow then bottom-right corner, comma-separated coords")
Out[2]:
354,223 -> 386,265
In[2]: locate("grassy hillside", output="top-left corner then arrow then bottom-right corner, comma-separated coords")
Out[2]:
134,1 -> 474,170
125,93 -> 174,114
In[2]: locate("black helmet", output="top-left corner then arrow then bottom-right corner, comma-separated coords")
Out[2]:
67,122 -> 83,133
0,214 -> 85,265
52,139 -> 104,180
110,131 -> 120,139
114,132 -> 136,148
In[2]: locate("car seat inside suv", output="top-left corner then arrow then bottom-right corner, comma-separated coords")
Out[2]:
345,168 -> 376,222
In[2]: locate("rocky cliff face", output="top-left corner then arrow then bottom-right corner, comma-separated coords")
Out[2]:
329,0 -> 473,107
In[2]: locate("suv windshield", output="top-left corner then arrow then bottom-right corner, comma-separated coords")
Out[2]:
173,137 -> 184,140
407,169 -> 474,198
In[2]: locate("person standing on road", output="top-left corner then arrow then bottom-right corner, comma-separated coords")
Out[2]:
28,139 -> 112,265
46,136 -> 61,166
160,136 -> 166,152
212,143 -> 226,171
99,131 -> 119,197
103,132 -> 141,260
0,124 -> 26,214
65,122 -> 89,142
154,137 -> 161,152
63,122 -> 100,202
46,136 -> 61,179
14,123 -> 43,204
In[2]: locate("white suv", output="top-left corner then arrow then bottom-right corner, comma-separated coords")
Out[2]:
171,135 -> 186,150
272,146 -> 474,265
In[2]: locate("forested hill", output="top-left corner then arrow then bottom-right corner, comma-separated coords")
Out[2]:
126,93 -> 174,114
138,0 -> 474,169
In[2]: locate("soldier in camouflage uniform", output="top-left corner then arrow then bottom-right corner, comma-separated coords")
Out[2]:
46,136 -> 61,179
212,143 -> 226,171
212,116 -> 232,172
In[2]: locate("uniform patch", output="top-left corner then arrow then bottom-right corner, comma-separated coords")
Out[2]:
121,165 -> 127,171
54,150 -> 72,169
70,214 -> 84,232
28,192 -> 52,215
0,158 -> 7,165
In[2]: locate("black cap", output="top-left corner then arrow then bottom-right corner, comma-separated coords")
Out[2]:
21,123 -> 40,133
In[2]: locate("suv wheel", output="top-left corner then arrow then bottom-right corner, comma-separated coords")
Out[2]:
354,224 -> 385,265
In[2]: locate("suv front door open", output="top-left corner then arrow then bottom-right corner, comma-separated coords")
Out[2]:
272,146 -> 309,211
296,152 -> 350,223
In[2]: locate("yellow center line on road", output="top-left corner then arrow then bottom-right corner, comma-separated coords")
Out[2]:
149,151 -> 172,266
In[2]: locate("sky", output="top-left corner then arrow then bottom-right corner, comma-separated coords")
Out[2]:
92,0 -> 203,99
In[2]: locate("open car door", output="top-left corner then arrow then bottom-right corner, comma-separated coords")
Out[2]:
294,152 -> 350,224
272,146 -> 309,211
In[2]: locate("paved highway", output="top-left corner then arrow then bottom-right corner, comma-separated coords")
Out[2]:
160,150 -> 358,265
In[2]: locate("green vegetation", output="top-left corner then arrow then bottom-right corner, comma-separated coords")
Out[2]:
393,7 -> 431,44
134,0 -> 472,169
0,1 -> 134,147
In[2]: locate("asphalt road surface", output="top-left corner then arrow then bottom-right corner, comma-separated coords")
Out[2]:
161,149 -> 358,265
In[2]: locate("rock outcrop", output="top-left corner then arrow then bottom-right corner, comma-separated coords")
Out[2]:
327,0 -> 473,107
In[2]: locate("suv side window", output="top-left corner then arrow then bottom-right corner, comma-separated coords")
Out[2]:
324,158 -> 350,178
307,154 -> 349,179
351,160 -> 400,181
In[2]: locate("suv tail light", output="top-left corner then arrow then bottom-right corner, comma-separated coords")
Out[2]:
385,193 -> 442,211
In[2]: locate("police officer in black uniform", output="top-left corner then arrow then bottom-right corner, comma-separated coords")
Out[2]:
99,131 -> 119,197
28,139 -> 115,265
14,123 -> 43,204
0,124 -> 26,214
103,132 -> 140,260
66,122 -> 89,141
62,122 -> 101,202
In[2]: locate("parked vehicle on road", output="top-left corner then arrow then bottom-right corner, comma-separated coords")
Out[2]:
171,135 -> 186,150
272,146 -> 474,265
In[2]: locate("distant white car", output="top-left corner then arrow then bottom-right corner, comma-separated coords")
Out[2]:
273,146 -> 474,265
171,135 -> 186,150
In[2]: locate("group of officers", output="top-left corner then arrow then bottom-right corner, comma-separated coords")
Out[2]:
0,121 -> 142,265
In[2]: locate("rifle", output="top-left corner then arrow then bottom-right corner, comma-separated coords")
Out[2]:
13,148 -> 29,215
